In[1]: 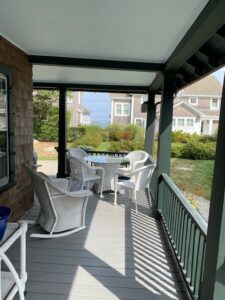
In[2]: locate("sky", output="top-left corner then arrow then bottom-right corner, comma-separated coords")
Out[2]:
82,67 -> 225,127
82,92 -> 110,127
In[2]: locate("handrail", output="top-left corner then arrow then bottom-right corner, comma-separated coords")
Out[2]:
86,150 -> 128,156
160,174 -> 207,236
158,173 -> 207,299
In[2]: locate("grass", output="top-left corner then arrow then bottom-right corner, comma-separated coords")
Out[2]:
96,142 -> 111,151
171,158 -> 214,200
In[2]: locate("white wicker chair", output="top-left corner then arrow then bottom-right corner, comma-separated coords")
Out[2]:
67,154 -> 105,198
117,150 -> 149,178
68,148 -> 88,159
114,164 -> 156,213
25,165 -> 92,238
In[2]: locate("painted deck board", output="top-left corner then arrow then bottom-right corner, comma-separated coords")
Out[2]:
9,190 -> 190,300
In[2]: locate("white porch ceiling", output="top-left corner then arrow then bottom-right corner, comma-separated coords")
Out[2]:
0,0 -> 209,86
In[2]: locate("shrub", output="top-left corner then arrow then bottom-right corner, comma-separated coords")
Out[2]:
109,131 -> 125,141
180,141 -> 216,160
108,140 -> 144,152
124,124 -> 144,140
106,123 -> 124,131
198,134 -> 217,143
100,130 -> 110,142
73,132 -> 102,149
67,127 -> 86,142
78,145 -> 96,151
171,143 -> 185,158
171,130 -> 192,143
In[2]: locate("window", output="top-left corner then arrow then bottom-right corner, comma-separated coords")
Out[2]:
135,118 -> 145,127
189,97 -> 198,105
210,98 -> 219,110
141,95 -> 148,104
115,103 -> 130,116
186,118 -> 194,127
172,118 -> 176,126
177,118 -> 185,127
0,65 -> 15,192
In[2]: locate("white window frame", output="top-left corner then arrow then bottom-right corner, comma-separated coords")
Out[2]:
186,118 -> 194,127
189,97 -> 198,106
0,73 -> 9,188
210,97 -> 219,110
115,103 -> 130,116
177,118 -> 185,127
172,118 -> 176,126
134,117 -> 145,127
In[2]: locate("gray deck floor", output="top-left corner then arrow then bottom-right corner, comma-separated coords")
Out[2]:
9,190 -> 190,300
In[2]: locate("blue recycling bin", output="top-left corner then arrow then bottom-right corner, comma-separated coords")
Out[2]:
0,206 -> 11,241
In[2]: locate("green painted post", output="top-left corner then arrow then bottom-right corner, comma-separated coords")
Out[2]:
200,74 -> 225,300
144,92 -> 156,156
57,87 -> 67,178
157,73 -> 175,176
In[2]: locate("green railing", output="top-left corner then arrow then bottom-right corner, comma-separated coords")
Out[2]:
158,173 -> 207,299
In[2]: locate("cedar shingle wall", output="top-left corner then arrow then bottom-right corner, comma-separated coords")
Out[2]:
0,36 -> 33,221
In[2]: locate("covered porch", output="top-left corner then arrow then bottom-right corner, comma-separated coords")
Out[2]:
0,1 -> 225,300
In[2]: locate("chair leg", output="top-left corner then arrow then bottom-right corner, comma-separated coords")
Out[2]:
100,178 -> 104,198
133,190 -> 138,213
147,186 -> 152,207
114,180 -> 118,206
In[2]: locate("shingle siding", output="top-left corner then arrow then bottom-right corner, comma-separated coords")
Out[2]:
0,36 -> 33,221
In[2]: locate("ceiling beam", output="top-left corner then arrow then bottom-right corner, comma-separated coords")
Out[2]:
29,55 -> 164,72
33,82 -> 149,94
149,0 -> 225,91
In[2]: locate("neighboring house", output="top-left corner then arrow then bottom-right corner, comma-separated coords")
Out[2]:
110,75 -> 222,135
67,92 -> 90,127
110,93 -> 147,128
170,75 -> 222,135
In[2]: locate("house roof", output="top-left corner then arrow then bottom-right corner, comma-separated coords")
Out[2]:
0,0 -> 225,92
180,75 -> 222,96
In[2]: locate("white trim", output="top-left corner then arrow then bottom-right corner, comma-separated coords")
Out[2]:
115,102 -> 130,116
210,97 -> 220,110
110,96 -> 132,100
181,94 -> 222,98
173,117 -> 195,128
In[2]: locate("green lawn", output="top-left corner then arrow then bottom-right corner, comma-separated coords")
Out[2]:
170,158 -> 214,200
96,142 -> 111,151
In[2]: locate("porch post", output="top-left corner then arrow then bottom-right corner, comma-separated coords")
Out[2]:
200,74 -> 225,300
57,87 -> 67,178
157,72 -> 175,176
144,92 -> 156,156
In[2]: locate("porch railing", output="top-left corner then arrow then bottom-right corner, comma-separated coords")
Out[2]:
158,173 -> 207,299
86,150 -> 128,157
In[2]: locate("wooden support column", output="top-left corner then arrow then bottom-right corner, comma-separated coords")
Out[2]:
157,73 -> 175,176
144,92 -> 156,156
57,87 -> 67,178
200,74 -> 225,300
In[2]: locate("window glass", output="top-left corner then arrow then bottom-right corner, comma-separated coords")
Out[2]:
0,74 -> 9,186
187,118 -> 194,127
123,104 -> 129,115
115,103 -> 122,115
177,118 -> 185,126
211,98 -> 219,109
172,118 -> 176,126
135,119 -> 142,126
189,97 -> 198,105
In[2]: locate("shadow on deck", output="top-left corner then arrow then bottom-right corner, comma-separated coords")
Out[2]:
11,189 -> 190,300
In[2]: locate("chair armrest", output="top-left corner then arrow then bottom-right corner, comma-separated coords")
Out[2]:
128,164 -> 156,177
49,181 -> 92,198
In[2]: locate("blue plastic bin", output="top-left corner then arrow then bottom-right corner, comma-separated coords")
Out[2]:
0,206 -> 11,241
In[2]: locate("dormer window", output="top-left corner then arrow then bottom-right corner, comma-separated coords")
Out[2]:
189,97 -> 198,105
210,98 -> 219,110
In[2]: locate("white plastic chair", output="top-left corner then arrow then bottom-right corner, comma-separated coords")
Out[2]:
114,164 -> 156,213
67,154 -> 105,198
68,148 -> 88,160
25,165 -> 92,238
118,150 -> 149,177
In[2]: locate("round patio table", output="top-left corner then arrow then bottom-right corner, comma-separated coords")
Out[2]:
85,155 -> 128,192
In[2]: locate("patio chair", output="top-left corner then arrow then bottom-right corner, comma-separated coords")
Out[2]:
114,164 -> 156,213
68,147 -> 88,159
25,165 -> 92,238
67,154 -> 105,198
117,150 -> 149,178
